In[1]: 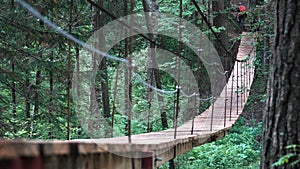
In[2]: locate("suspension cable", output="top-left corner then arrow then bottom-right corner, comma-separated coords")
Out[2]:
16,0 -> 177,95
90,0 -> 230,72
87,0 -> 193,63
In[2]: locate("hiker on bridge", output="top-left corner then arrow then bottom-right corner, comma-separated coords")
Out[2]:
236,2 -> 247,30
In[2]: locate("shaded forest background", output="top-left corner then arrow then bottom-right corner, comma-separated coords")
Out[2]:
4,0 -> 300,169
0,0 -> 253,140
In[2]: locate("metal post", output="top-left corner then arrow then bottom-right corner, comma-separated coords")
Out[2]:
240,62 -> 243,109
174,86 -> 180,139
224,74 -> 227,127
244,62 -> 246,101
210,97 -> 215,131
229,71 -> 234,121
248,59 -> 251,90
236,62 -> 239,115
191,94 -> 197,135
245,61 -> 248,96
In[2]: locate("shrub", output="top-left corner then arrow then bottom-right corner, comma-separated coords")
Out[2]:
161,118 -> 262,169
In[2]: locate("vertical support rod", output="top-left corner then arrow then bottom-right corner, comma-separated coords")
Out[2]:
240,61 -> 243,109
243,62 -> 245,101
236,61 -> 239,115
244,62 -> 246,100
174,0 -> 182,140
224,72 -> 228,127
191,94 -> 197,135
248,61 -> 250,96
229,69 -> 234,121
147,100 -> 152,133
243,62 -> 245,100
210,97 -> 215,131
244,62 -> 247,96
248,59 -> 251,90
174,86 -> 180,139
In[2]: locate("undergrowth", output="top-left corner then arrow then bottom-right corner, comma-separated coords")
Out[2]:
159,118 -> 262,169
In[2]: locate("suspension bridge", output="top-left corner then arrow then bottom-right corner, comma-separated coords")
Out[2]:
0,32 -> 256,169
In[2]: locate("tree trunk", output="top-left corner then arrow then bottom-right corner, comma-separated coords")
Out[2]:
212,0 -> 229,71
123,0 -> 130,135
261,1 -> 300,168
75,47 -> 80,97
209,0 -> 213,26
25,71 -> 30,119
142,0 -> 168,130
11,61 -> 16,116
25,70 -> 31,135
34,69 -> 41,115
97,0 -> 111,118
66,0 -> 73,140
127,0 -> 135,143
48,52 -> 54,138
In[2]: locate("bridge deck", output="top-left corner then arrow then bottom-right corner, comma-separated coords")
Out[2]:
0,32 -> 256,169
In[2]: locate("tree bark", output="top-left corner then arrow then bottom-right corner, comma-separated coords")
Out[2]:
11,61 -> 16,116
261,0 -> 300,168
25,69 -> 31,135
25,71 -> 30,119
48,51 -> 54,138
34,68 -> 41,115
67,0 -> 73,140
97,0 -> 111,118
123,0 -> 130,135
212,0 -> 230,71
142,0 -> 169,130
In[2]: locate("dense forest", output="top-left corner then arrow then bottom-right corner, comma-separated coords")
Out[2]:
0,0 -> 299,169
0,0 -> 242,140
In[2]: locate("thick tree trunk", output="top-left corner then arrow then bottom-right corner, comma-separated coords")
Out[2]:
212,0 -> 230,71
261,1 -> 300,168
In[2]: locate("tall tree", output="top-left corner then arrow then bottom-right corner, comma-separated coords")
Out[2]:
142,0 -> 169,130
212,0 -> 230,71
97,0 -> 110,118
67,0 -> 73,140
261,0 -> 300,168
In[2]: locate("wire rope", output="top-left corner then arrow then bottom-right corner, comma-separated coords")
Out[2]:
16,0 -> 177,95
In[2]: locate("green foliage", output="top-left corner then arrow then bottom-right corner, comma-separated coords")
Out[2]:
0,0 -> 240,142
273,145 -> 300,167
160,118 -> 262,169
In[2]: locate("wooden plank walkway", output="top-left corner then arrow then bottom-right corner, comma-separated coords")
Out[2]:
0,32 -> 256,169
